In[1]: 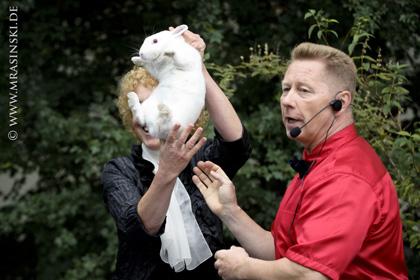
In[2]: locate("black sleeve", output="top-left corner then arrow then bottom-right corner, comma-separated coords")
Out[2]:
192,124 -> 252,179
101,157 -> 164,241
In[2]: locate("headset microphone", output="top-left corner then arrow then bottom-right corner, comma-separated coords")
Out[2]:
289,99 -> 342,138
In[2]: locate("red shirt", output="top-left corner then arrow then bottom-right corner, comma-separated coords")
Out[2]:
271,124 -> 408,279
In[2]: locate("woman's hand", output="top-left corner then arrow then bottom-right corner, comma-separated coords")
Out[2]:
169,26 -> 206,58
137,124 -> 205,235
192,161 -> 239,217
158,124 -> 206,180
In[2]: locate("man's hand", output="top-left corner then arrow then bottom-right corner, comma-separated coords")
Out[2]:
214,246 -> 250,280
192,161 -> 238,217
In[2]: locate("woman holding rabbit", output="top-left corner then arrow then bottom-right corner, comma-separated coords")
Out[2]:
101,28 -> 251,280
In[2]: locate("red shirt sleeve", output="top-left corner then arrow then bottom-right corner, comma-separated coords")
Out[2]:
285,174 -> 378,280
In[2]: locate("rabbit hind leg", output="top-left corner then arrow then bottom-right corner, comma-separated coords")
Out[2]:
127,91 -> 145,126
156,103 -> 173,139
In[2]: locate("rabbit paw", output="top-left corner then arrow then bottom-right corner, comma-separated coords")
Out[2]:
127,91 -> 139,109
131,56 -> 142,65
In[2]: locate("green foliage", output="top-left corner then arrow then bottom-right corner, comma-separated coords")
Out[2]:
0,102 -> 129,279
343,0 -> 420,58
0,0 -> 419,279
304,9 -> 339,43
346,16 -> 373,56
354,51 -> 420,250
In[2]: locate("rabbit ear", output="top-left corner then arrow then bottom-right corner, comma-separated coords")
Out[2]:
170,24 -> 188,37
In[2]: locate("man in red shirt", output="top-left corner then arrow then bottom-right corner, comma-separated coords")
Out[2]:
192,42 -> 408,279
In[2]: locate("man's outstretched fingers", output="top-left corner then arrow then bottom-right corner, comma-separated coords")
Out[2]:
214,167 -> 230,180
196,161 -> 217,181
209,170 -> 226,184
192,166 -> 212,186
196,160 -> 207,170
192,175 -> 207,194
202,161 -> 221,175
197,167 -> 215,187
193,164 -> 210,177
192,166 -> 203,177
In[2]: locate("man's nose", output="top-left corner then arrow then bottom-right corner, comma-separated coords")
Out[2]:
280,90 -> 297,107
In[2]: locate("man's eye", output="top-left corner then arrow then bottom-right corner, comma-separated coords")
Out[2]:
282,88 -> 290,92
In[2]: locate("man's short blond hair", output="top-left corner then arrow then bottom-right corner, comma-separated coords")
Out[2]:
116,66 -> 208,135
291,42 -> 357,93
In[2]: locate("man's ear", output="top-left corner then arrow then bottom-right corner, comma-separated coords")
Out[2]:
337,90 -> 352,112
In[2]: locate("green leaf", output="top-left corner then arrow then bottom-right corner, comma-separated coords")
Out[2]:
397,131 -> 411,137
348,42 -> 356,55
304,9 -> 316,20
377,73 -> 392,81
317,30 -> 323,40
308,24 -> 316,38
412,134 -> 420,142
329,30 -> 339,38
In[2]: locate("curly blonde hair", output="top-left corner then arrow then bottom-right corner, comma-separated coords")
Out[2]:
116,66 -> 158,133
116,66 -> 208,136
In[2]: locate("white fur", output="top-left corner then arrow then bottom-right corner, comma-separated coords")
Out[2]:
128,25 -> 205,139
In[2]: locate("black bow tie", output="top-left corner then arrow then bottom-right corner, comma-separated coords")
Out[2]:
289,157 -> 314,179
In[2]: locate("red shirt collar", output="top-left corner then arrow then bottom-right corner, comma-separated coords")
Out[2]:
303,124 -> 358,162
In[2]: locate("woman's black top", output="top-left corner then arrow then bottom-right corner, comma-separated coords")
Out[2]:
101,127 -> 251,280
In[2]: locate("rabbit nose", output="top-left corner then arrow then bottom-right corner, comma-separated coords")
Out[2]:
140,53 -> 145,59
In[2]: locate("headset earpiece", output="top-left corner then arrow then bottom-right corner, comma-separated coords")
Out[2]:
290,98 -> 343,138
330,99 -> 342,111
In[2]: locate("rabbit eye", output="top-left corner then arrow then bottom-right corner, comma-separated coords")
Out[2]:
153,39 -> 158,44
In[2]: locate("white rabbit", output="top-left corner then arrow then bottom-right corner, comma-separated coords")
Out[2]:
127,25 -> 205,140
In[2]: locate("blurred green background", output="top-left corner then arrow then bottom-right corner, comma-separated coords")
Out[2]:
1,0 -> 419,279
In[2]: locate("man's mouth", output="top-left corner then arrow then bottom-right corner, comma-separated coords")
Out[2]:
285,117 -> 301,124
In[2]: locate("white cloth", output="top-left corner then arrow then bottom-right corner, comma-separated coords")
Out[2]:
141,144 -> 212,272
